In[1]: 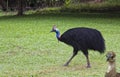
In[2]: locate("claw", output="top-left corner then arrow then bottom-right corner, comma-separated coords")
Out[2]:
63,63 -> 69,66
86,65 -> 91,68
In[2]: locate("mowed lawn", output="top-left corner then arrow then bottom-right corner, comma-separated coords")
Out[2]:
0,13 -> 120,77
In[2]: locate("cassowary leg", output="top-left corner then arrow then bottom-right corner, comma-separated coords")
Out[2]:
64,49 -> 78,66
83,51 -> 91,68
85,54 -> 91,68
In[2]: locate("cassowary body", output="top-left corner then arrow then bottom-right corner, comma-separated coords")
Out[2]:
51,26 -> 105,67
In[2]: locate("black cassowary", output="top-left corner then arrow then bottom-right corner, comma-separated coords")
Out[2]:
51,26 -> 105,68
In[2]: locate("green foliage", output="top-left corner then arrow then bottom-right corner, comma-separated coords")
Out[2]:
0,13 -> 120,76
65,0 -> 71,5
61,2 -> 120,13
31,1 -> 120,14
36,7 -> 61,14
105,0 -> 120,3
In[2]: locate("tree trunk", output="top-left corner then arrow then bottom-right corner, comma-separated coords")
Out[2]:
17,0 -> 24,16
0,0 -> 7,11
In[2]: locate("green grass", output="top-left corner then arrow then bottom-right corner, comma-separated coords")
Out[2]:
0,13 -> 120,77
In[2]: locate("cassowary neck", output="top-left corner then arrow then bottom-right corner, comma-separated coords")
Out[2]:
55,30 -> 60,40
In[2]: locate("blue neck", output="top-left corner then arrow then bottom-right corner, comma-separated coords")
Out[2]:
55,30 -> 60,40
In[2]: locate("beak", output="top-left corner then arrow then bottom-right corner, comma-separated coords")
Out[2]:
50,30 -> 53,32
50,30 -> 54,33
50,30 -> 55,32
106,55 -> 111,61
106,57 -> 109,61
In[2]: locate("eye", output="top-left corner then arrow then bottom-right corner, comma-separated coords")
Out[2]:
111,55 -> 114,58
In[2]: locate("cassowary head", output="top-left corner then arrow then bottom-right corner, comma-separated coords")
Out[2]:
51,26 -> 59,32
106,51 -> 116,62
50,26 -> 60,39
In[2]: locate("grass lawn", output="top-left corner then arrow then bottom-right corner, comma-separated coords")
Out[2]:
0,13 -> 120,77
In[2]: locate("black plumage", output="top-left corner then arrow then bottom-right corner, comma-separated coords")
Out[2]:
51,26 -> 105,67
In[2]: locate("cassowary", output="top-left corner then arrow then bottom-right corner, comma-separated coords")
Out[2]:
105,51 -> 120,77
51,26 -> 105,68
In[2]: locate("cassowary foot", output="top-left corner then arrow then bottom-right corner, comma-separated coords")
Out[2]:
63,63 -> 69,66
86,65 -> 91,68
